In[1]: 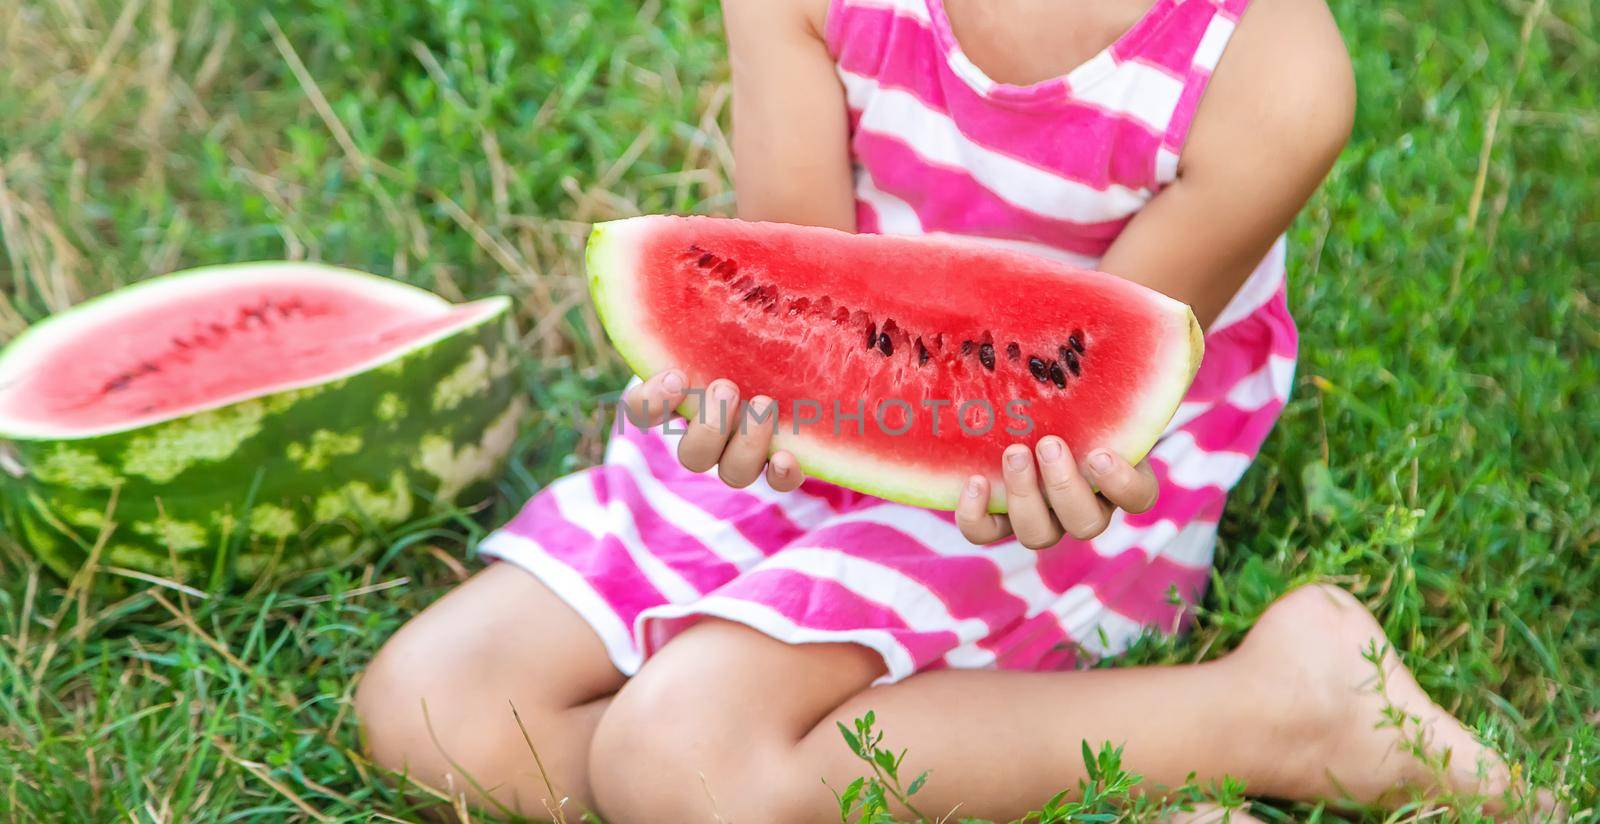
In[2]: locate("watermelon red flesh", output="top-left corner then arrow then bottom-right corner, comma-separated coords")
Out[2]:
0,264 -> 501,438
589,216 -> 1203,512
0,261 -> 523,585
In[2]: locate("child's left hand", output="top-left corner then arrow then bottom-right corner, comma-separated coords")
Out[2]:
620,369 -> 808,493
954,437 -> 1158,550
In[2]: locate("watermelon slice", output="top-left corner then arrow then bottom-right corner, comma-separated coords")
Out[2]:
588,216 -> 1203,511
0,262 -> 524,583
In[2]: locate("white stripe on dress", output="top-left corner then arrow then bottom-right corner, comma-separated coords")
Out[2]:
1150,431 -> 1256,488
860,163 -> 1106,269
479,531 -> 646,673
1191,14 -> 1238,72
1087,511 -> 1219,565
1155,518 -> 1219,566
840,71 -> 1151,224
1091,514 -> 1180,558
1166,401 -> 1212,433
604,436 -> 770,567
821,506 -> 1060,605
759,547 -> 996,664
738,476 -> 839,524
1154,145 -> 1181,184
550,477 -> 704,603
639,595 -> 921,684
1225,354 -> 1298,410
1070,61 -> 1188,133
1209,237 -> 1287,333
944,48 -> 997,94
619,398 -> 840,529
1056,586 -> 1152,657
951,233 -> 1104,270
856,170 -> 927,235
1167,352 -> 1296,434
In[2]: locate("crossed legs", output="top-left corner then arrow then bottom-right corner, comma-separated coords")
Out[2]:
356,564 -> 1525,822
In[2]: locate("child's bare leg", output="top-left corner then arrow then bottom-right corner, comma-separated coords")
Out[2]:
356,563 -> 622,816
1167,805 -> 1264,824
590,584 -> 1520,824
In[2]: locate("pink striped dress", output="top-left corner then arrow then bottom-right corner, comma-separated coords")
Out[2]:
481,0 -> 1297,683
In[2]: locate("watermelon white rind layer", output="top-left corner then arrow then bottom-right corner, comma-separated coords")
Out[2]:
0,262 -> 525,586
588,216 -> 1204,513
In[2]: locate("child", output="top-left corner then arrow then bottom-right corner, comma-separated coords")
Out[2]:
356,0 -> 1537,819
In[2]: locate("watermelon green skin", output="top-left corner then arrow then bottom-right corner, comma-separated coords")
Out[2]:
0,288 -> 525,586
588,216 -> 1203,513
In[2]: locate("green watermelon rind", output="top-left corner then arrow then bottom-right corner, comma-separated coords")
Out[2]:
0,265 -> 525,585
587,216 -> 1204,514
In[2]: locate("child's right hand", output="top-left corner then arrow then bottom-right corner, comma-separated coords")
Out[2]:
621,370 -> 807,493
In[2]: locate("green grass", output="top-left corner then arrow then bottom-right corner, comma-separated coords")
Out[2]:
0,0 -> 1595,820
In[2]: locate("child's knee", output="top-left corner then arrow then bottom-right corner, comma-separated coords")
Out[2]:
587,671 -> 709,821
353,626 -> 439,773
588,666 -> 813,823
354,609 -> 494,779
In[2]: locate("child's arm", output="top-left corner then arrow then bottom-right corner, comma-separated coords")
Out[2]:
1099,0 -> 1355,328
722,0 -> 857,230
615,0 -> 855,496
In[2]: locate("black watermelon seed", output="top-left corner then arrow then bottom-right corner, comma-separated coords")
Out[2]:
978,342 -> 996,371
1064,349 -> 1082,376
877,332 -> 893,355
866,322 -> 878,349
696,253 -> 715,267
961,340 -> 974,356
916,338 -> 930,366
1028,357 -> 1048,382
1006,342 -> 1021,361
1048,361 -> 1066,388
1058,345 -> 1071,363
1069,332 -> 1085,354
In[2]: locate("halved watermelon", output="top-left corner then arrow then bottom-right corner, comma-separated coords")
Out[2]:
588,216 -> 1202,511
0,262 -> 524,583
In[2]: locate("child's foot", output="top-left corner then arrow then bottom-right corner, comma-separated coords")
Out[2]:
1237,584 -> 1547,814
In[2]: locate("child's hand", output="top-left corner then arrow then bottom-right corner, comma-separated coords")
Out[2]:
621,370 -> 807,492
954,437 -> 1158,550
